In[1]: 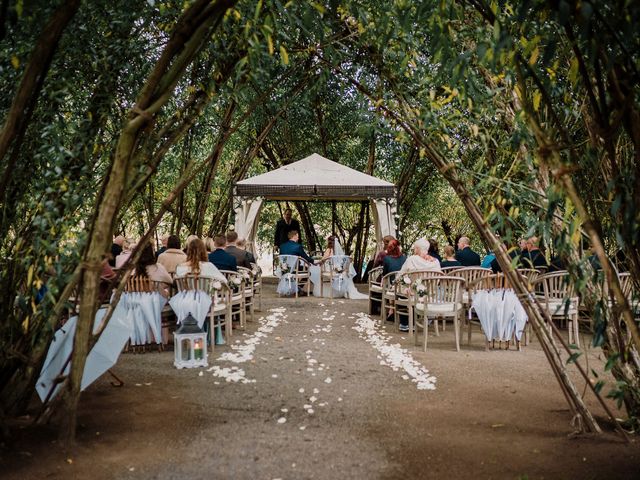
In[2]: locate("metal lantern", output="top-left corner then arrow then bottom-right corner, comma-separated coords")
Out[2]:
173,312 -> 208,369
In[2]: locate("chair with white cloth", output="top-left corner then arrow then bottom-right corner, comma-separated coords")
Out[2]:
250,262 -> 263,311
237,266 -> 255,322
319,255 -> 352,299
219,270 -> 247,331
275,254 -> 311,297
123,275 -> 169,352
173,274 -> 231,347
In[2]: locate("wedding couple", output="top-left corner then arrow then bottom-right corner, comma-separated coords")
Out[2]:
277,230 -> 367,299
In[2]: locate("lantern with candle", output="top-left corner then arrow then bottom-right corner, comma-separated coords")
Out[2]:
173,312 -> 208,369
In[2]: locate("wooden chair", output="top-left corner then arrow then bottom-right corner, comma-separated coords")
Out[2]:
174,274 -> 232,347
393,270 -> 445,335
380,271 -> 399,324
320,255 -> 352,299
275,255 -> 312,298
250,262 -> 263,311
124,274 -> 170,352
412,276 -> 465,352
368,266 -> 383,315
220,270 -> 247,330
532,271 -> 580,347
238,267 -> 255,322
441,266 -> 462,274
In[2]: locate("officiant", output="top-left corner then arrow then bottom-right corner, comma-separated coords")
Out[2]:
274,207 -> 301,251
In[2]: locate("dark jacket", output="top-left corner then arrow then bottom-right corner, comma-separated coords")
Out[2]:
208,248 -> 237,272
382,254 -> 406,276
110,243 -> 122,267
440,259 -> 461,268
279,240 -> 314,264
225,245 -> 252,269
521,249 -> 548,269
274,218 -> 301,248
455,247 -> 481,266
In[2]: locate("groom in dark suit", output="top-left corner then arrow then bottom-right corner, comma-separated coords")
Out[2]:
279,230 -> 314,264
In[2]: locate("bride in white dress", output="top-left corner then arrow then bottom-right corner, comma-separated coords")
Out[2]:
309,236 -> 368,299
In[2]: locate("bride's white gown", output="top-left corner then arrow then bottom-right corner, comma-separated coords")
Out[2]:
309,240 -> 368,299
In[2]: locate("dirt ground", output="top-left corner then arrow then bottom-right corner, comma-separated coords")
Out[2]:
2,283 -> 638,479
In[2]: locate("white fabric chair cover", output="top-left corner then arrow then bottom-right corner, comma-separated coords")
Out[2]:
275,255 -> 299,295
169,289 -> 213,328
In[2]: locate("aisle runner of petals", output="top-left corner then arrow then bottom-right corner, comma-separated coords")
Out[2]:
207,307 -> 287,383
352,312 -> 437,391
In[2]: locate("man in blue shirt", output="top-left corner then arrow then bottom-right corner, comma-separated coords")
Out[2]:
208,235 -> 237,272
279,230 -> 314,264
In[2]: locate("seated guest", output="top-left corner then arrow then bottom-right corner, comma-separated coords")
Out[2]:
321,235 -> 336,262
157,234 -> 187,275
176,238 -> 226,283
373,235 -> 395,268
115,238 -> 136,269
225,230 -> 252,268
110,235 -> 125,267
400,238 -> 442,275
428,238 -> 442,263
440,245 -> 462,268
490,242 -> 521,273
521,236 -> 548,269
133,243 -> 173,296
236,237 -> 256,264
208,235 -> 237,272
279,230 -> 314,264
548,254 -> 566,273
382,239 -> 406,276
155,234 -> 169,259
184,234 -> 199,253
455,236 -> 481,266
481,249 -> 496,269
204,237 -> 215,253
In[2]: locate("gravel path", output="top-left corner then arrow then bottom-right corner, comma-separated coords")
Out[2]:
3,288 -> 639,479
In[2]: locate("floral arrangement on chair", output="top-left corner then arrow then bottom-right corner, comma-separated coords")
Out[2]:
412,279 -> 427,301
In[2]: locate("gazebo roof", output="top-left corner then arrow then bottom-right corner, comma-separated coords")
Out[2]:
234,153 -> 395,200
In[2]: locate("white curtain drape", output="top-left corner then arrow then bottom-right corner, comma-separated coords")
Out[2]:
372,198 -> 397,250
233,197 -> 263,252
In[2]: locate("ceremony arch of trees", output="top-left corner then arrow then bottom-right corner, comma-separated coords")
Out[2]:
1,0 -> 639,443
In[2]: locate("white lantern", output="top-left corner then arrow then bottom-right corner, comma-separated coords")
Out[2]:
173,313 -> 208,369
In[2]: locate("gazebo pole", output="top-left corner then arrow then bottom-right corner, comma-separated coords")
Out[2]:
331,200 -> 336,236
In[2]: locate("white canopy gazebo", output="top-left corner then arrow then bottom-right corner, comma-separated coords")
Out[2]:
233,153 -> 397,252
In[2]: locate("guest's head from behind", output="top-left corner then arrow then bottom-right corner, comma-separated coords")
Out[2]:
114,235 -> 125,247
428,238 -> 439,256
387,239 -> 402,257
167,234 -> 181,250
124,238 -> 136,251
214,235 -> 226,249
185,234 -> 199,249
382,235 -> 395,250
226,230 -> 239,245
518,238 -> 528,251
457,236 -> 470,250
204,237 -> 214,252
288,230 -> 299,242
526,236 -> 540,251
134,243 -> 155,276
160,234 -> 169,247
237,237 -> 247,249
443,245 -> 456,260
186,238 -> 207,275
413,238 -> 430,256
